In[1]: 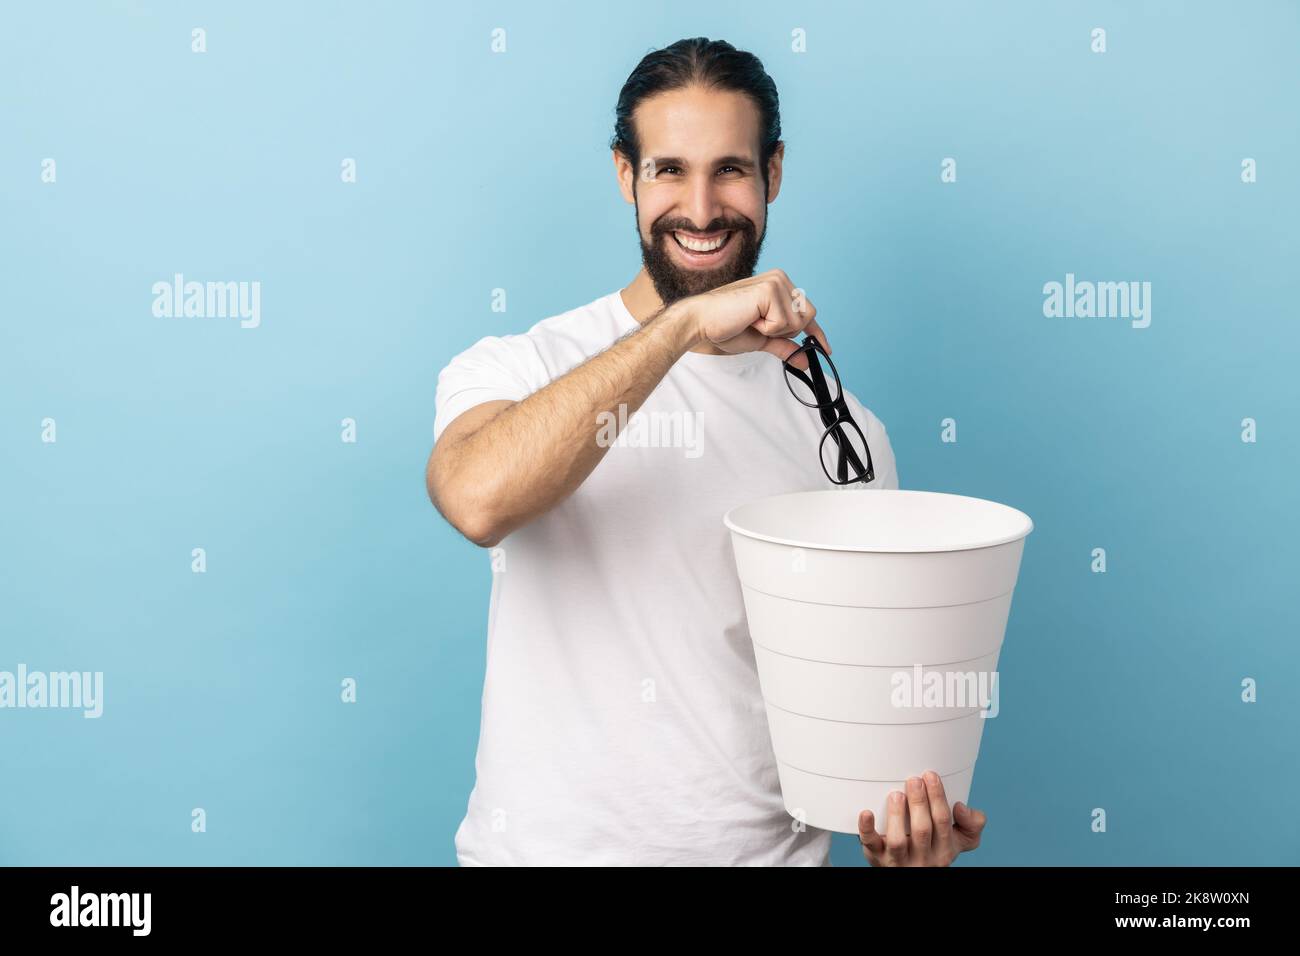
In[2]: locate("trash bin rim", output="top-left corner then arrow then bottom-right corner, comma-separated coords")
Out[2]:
722,488 -> 1034,554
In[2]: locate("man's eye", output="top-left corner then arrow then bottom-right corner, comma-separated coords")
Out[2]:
652,165 -> 742,176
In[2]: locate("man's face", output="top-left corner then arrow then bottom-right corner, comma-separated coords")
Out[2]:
617,85 -> 783,307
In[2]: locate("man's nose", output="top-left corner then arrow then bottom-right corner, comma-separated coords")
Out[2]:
682,173 -> 724,231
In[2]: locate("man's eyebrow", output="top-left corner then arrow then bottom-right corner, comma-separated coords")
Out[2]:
714,155 -> 757,169
648,155 -> 757,170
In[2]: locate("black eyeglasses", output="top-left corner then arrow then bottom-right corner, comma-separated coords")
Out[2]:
782,334 -> 875,485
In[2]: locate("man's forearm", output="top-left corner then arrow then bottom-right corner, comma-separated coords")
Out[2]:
437,301 -> 699,545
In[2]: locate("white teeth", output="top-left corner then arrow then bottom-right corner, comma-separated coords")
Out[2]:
674,231 -> 728,253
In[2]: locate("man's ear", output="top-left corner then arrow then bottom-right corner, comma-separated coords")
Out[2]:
765,141 -> 785,203
614,150 -> 636,204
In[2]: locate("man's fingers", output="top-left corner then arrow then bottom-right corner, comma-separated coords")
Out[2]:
953,801 -> 987,850
710,325 -> 815,372
755,277 -> 817,340
884,790 -> 909,864
710,275 -> 828,370
752,296 -> 798,339
763,267 -> 796,299
803,317 -> 831,355
787,291 -> 819,340
788,286 -> 818,330
924,770 -> 954,856
713,326 -> 779,358
858,810 -> 884,862
905,776 -> 933,852
954,801 -> 987,831
761,331 -> 819,371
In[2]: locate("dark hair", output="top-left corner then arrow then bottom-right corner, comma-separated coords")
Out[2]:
610,37 -> 782,192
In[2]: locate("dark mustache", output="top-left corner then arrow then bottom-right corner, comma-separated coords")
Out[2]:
653,221 -> 754,235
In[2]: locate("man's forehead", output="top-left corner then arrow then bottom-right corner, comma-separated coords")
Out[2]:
633,87 -> 760,160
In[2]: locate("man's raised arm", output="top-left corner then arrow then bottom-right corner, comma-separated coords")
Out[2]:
425,270 -> 824,547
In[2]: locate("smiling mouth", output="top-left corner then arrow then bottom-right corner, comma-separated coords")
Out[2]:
670,229 -> 734,258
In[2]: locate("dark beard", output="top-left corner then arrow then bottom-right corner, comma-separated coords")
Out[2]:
637,203 -> 766,308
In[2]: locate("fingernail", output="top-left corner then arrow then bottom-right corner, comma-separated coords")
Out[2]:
924,771 -> 939,786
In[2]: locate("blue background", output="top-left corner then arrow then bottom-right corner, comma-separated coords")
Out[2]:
2,0 -> 1296,866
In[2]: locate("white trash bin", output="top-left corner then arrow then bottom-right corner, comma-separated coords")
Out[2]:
723,489 -> 1033,834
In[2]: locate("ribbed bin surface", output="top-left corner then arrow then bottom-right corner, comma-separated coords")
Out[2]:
724,490 -> 1032,834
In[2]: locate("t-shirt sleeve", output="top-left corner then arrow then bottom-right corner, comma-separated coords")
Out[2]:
841,390 -> 900,490
433,333 -> 546,445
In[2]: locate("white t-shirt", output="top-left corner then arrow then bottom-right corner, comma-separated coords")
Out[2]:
433,289 -> 899,866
